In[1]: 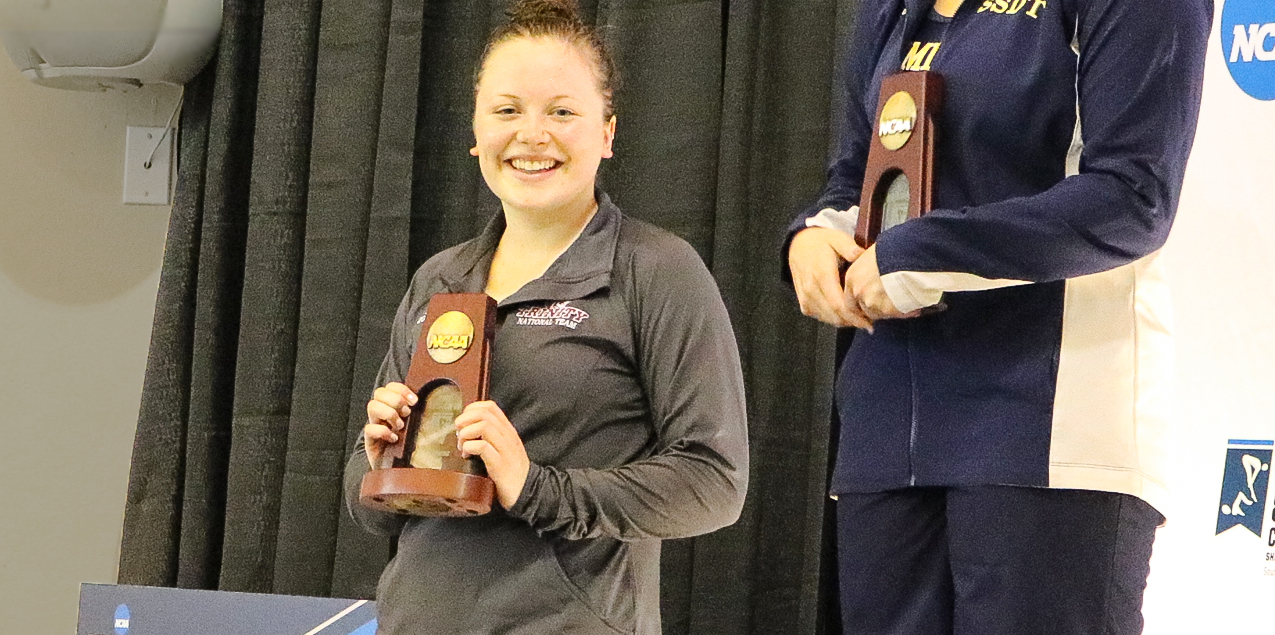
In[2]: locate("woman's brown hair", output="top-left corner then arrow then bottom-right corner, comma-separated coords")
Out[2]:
476,0 -> 619,119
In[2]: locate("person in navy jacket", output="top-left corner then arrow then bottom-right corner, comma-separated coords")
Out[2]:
786,0 -> 1211,632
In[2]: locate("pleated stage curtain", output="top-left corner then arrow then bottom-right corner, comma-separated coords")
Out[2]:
118,1 -> 857,633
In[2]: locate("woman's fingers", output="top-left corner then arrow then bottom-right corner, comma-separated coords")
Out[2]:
454,402 -> 516,458
364,382 -> 418,468
459,438 -> 494,461
840,289 -> 875,332
453,401 -> 530,509
367,400 -> 406,431
364,421 -> 398,444
790,228 -> 865,328
797,265 -> 848,326
368,383 -> 420,430
362,419 -> 398,469
372,384 -> 417,418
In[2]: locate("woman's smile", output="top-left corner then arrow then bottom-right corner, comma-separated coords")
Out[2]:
507,156 -> 563,175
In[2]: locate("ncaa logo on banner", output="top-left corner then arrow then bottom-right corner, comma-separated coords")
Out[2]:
1222,0 -> 1275,100
113,604 -> 131,635
1215,439 -> 1273,537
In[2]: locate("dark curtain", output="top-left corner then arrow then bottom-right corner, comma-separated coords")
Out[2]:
118,0 -> 858,632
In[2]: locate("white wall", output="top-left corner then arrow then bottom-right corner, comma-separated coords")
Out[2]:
1143,2 -> 1275,630
0,60 -> 177,633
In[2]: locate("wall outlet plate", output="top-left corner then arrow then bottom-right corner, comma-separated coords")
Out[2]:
123,125 -> 175,205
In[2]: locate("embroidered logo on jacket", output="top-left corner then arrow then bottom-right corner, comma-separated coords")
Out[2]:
902,41 -> 941,71
515,301 -> 590,329
977,0 -> 1047,18
1215,439 -> 1273,538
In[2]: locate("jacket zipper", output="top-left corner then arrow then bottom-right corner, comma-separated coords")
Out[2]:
901,1 -> 965,486
908,321 -> 920,486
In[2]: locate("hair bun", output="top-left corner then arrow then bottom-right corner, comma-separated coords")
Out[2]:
479,0 -> 618,119
506,0 -> 583,28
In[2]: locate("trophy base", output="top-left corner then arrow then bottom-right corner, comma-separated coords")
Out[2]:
360,467 -> 495,517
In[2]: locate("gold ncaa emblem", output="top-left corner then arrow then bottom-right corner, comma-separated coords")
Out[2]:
425,311 -> 475,364
878,91 -> 918,151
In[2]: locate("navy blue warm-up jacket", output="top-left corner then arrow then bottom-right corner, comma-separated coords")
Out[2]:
788,0 -> 1212,514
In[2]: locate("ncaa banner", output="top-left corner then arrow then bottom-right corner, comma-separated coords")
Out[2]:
1221,0 -> 1275,100
1145,0 -> 1275,632
77,584 -> 378,635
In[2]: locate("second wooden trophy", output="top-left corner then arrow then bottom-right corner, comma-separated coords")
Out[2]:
855,70 -> 944,248
359,293 -> 498,517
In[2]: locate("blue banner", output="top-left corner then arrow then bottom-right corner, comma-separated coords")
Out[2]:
1215,441 -> 1273,537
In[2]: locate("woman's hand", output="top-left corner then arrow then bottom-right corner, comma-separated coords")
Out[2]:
454,400 -> 531,510
788,227 -> 873,329
363,382 -> 418,469
844,245 -> 919,321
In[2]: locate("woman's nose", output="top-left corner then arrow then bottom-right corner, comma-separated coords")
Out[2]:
515,115 -> 550,144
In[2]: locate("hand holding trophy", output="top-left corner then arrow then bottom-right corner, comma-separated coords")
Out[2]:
845,70 -> 947,321
359,292 -> 498,517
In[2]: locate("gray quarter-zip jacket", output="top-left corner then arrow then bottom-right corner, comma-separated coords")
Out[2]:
344,191 -> 749,635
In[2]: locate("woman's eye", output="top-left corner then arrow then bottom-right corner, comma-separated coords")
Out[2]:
552,108 -> 575,118
495,107 -> 517,116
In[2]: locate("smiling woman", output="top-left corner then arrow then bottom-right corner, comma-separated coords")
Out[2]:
471,35 -> 617,301
471,38 -> 614,221
342,1 -> 749,634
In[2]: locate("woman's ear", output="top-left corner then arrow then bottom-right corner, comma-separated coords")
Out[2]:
602,115 -> 617,159
470,146 -> 479,156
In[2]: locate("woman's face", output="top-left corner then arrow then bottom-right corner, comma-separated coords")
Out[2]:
472,37 -> 616,218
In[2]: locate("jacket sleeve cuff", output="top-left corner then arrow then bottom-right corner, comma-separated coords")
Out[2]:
782,207 -> 861,286
506,462 -> 545,524
804,206 -> 860,235
880,270 -> 944,314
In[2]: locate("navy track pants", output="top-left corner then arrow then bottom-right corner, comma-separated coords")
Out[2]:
836,485 -> 1163,634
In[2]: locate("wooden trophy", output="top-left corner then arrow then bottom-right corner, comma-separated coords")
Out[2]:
359,293 -> 498,517
855,70 -> 944,248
